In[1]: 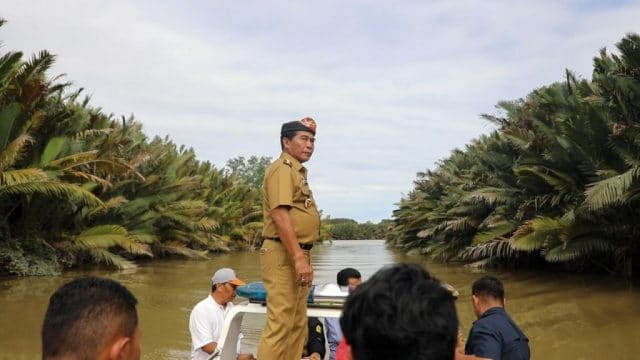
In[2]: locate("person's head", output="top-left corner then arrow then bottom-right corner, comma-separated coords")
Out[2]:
42,276 -> 141,360
337,267 -> 362,290
471,275 -> 505,317
280,117 -> 317,163
211,267 -> 246,304
340,263 -> 458,360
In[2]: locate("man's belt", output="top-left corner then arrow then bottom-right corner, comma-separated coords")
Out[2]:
265,237 -> 314,250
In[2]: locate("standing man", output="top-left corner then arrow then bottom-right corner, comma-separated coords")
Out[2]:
42,276 -> 141,360
258,117 -> 320,360
325,267 -> 362,360
189,268 -> 255,360
457,276 -> 530,360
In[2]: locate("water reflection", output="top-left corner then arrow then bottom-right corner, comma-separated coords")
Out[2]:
0,240 -> 637,359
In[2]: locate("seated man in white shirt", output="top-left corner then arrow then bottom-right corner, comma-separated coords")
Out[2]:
189,268 -> 255,360
325,267 -> 362,360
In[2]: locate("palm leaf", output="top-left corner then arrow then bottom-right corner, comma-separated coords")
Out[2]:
87,196 -> 128,218
73,128 -> 113,140
583,167 -> 640,210
73,225 -> 129,248
467,187 -> 518,206
0,102 -> 22,149
472,222 -> 516,245
0,133 -> 33,171
154,243 -> 209,258
0,180 -> 102,207
0,51 -> 23,94
88,248 -> 137,269
459,238 -> 516,261
544,237 -> 615,262
47,150 -> 99,168
39,137 -> 68,165
0,168 -> 47,186
510,217 -> 563,251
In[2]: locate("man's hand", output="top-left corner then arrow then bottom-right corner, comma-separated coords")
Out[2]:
237,353 -> 256,360
301,353 -> 322,360
271,206 -> 314,286
294,252 -> 313,286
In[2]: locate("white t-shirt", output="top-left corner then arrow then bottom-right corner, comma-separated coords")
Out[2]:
189,295 -> 240,360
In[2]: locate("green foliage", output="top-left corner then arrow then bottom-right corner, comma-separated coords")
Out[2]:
225,155 -> 272,189
389,33 -> 640,277
327,218 -> 389,240
0,23 -> 268,274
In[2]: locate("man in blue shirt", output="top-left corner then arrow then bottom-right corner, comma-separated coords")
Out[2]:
458,276 -> 530,360
325,267 -> 362,360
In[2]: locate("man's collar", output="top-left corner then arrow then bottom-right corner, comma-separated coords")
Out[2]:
280,152 -> 304,171
480,306 -> 505,318
210,293 -> 229,309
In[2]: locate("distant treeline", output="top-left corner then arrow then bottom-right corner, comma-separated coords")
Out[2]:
328,218 -> 391,240
388,34 -> 640,277
0,20 -> 273,275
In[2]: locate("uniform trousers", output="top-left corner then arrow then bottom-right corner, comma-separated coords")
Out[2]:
257,239 -> 311,360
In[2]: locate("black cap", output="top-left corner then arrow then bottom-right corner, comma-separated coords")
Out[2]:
281,117 -> 316,135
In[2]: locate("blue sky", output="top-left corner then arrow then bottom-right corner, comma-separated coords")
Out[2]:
3,1 -> 640,222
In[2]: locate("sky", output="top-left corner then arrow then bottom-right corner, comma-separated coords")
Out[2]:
2,1 -> 639,222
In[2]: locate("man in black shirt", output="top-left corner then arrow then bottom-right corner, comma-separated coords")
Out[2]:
302,317 -> 326,360
458,276 -> 530,360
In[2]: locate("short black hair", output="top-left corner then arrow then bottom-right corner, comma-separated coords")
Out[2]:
337,267 -> 361,286
471,275 -> 505,300
42,276 -> 139,359
280,131 -> 296,150
340,263 -> 458,360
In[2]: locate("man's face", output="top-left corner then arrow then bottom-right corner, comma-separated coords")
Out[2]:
283,131 -> 315,163
347,277 -> 362,293
220,282 -> 238,303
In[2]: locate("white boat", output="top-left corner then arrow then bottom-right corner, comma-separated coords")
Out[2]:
211,283 -> 347,360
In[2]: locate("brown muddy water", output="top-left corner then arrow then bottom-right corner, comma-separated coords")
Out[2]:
0,240 -> 638,359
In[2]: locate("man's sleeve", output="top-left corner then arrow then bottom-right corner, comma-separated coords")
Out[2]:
189,308 -> 218,350
466,323 -> 501,360
265,165 -> 294,210
325,317 -> 343,360
307,317 -> 326,358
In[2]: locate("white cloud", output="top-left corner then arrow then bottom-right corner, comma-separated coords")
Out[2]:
2,0 -> 640,221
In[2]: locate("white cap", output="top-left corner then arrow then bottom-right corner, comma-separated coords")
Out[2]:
211,268 -> 246,286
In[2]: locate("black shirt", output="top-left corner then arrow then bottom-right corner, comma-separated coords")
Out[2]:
465,307 -> 530,360
304,317 -> 326,358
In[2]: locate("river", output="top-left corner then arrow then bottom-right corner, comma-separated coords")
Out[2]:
0,240 -> 638,359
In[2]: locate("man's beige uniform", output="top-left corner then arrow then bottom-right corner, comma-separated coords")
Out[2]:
258,151 -> 320,360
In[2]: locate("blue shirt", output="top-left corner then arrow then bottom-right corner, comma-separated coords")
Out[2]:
465,307 -> 530,360
325,317 -> 342,360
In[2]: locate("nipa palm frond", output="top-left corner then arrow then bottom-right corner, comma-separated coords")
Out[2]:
583,166 -> 640,210
0,180 -> 102,207
73,224 -> 129,249
87,196 -> 128,219
544,237 -> 615,262
459,238 -> 516,262
472,222 -> 516,245
0,133 -> 34,171
155,243 -> 209,258
87,248 -> 137,269
0,168 -> 47,186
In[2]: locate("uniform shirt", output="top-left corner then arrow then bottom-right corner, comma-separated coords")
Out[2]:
465,307 -> 530,360
189,295 -> 241,360
262,152 -> 320,244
